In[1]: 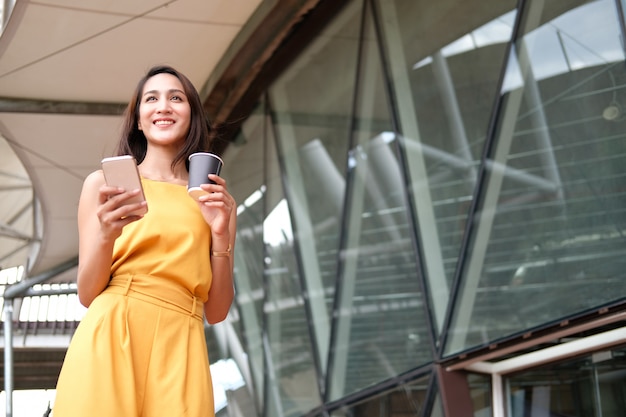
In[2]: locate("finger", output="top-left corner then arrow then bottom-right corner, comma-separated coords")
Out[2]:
198,194 -> 230,209
208,174 -> 226,186
199,182 -> 231,197
98,185 -> 124,204
101,214 -> 141,238
199,184 -> 220,195
105,188 -> 143,207
202,197 -> 226,208
198,190 -> 227,204
114,201 -> 147,219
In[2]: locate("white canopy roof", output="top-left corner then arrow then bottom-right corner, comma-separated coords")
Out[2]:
0,0 -> 262,282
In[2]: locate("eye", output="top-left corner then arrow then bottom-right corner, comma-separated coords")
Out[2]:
144,95 -> 157,102
171,95 -> 183,101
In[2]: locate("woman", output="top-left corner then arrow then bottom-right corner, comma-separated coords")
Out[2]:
53,65 -> 236,417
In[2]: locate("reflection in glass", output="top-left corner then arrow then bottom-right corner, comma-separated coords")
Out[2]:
225,103 -> 322,415
330,375 -> 431,417
328,1 -> 430,400
269,0 -> 363,377
448,0 -> 626,354
468,373 -> 492,417
508,344 -> 626,417
376,0 -> 518,331
223,108 -> 268,411
430,393 -> 444,417
222,0 -> 626,415
264,107 -> 322,416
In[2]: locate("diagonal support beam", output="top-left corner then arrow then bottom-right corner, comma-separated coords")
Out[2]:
3,256 -> 78,300
0,97 -> 124,115
0,221 -> 34,241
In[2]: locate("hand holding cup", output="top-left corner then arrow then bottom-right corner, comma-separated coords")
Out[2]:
187,152 -> 224,201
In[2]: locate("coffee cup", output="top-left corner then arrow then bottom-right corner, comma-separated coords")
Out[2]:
188,152 -> 223,200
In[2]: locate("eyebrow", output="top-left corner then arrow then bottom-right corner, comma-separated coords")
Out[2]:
143,88 -> 186,96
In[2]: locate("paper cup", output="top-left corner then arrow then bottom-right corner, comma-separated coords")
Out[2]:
188,152 -> 223,200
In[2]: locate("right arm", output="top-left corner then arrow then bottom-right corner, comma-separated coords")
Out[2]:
76,170 -> 146,307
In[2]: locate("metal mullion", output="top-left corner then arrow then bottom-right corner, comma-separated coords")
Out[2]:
421,371 -> 440,417
368,0 -> 440,376
259,94 -> 272,417
324,0 -> 368,403
614,0 -> 626,59
323,365 -> 434,415
437,0 -> 529,359
229,102 -> 269,417
267,91 -> 327,412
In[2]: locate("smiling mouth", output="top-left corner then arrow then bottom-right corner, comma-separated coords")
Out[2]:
154,120 -> 174,126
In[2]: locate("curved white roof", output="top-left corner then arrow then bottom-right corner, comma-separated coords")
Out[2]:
0,0 -> 262,282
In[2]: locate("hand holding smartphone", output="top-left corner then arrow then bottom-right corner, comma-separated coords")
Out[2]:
101,155 -> 148,216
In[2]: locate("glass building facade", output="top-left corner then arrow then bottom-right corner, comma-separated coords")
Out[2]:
218,0 -> 626,415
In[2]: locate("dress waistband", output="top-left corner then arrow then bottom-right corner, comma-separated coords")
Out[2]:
106,274 -> 204,321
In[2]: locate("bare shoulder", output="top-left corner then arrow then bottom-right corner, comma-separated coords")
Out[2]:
79,170 -> 106,202
83,170 -> 106,189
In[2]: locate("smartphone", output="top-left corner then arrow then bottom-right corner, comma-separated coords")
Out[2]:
101,155 -> 148,216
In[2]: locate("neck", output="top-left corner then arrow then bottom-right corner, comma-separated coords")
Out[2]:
138,148 -> 187,182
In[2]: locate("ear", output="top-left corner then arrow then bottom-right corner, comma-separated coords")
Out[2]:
138,122 -> 142,131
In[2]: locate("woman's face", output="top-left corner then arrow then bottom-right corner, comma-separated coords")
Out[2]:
138,72 -> 191,148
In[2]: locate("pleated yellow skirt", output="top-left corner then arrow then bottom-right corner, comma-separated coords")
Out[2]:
53,274 -> 214,417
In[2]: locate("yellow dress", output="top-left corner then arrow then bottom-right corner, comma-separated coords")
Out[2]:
54,178 -> 215,417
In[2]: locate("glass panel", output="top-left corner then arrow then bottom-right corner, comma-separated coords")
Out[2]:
507,344 -> 626,417
222,106 -> 268,411
431,371 -> 491,417
330,375 -> 431,416
468,373 -> 492,417
268,0 -> 362,374
376,0 -> 518,331
447,0 -> 626,354
264,99 -> 321,416
430,392 -> 444,417
327,1 -> 431,400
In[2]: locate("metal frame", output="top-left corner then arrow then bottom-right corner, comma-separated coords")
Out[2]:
465,324 -> 626,417
2,256 -> 77,417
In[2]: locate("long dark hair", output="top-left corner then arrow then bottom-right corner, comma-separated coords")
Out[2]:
116,65 -> 211,171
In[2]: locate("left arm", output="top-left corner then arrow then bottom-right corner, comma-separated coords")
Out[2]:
197,174 -> 237,324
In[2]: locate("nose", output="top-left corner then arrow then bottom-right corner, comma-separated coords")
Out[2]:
156,98 -> 172,113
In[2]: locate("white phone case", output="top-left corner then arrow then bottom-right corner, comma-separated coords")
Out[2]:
101,155 -> 148,216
